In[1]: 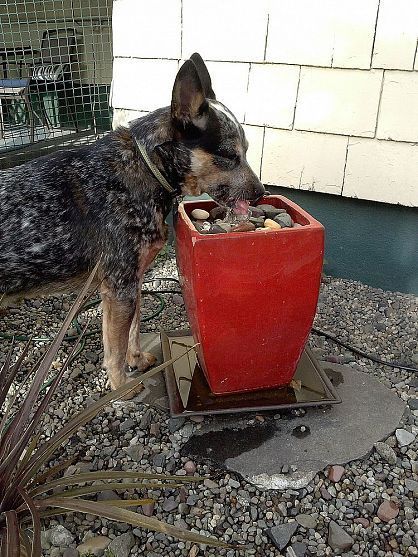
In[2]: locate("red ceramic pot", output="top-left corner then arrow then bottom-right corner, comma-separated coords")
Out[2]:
175,195 -> 324,395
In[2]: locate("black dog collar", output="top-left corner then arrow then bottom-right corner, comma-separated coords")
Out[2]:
134,137 -> 177,196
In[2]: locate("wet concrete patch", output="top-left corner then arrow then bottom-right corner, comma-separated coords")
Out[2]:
181,364 -> 406,490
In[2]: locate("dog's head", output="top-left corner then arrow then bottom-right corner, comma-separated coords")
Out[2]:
163,53 -> 265,210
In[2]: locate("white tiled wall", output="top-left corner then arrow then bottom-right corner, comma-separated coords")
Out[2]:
111,0 -> 418,207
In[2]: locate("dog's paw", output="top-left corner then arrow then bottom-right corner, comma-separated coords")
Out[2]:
126,351 -> 157,372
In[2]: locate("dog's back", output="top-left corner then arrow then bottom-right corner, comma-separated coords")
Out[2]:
0,142 -> 107,297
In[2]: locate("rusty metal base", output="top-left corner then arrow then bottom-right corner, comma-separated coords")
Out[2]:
162,330 -> 341,417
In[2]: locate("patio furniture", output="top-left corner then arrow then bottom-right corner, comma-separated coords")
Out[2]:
0,28 -> 78,142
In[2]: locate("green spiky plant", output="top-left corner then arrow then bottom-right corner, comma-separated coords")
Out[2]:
0,265 -> 230,556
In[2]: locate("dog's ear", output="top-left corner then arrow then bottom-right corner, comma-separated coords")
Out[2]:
190,52 -> 216,100
171,59 -> 208,130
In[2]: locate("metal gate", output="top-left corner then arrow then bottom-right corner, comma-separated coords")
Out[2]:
0,0 -> 113,169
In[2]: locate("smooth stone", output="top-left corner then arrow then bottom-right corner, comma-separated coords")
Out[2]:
295,514 -> 317,529
210,206 -> 227,220
377,500 -> 399,522
125,444 -> 144,462
107,533 -> 135,557
169,417 -> 185,432
255,227 -> 270,232
184,460 -> 197,475
162,497 -> 178,512
395,428 -> 416,446
328,465 -> 345,483
274,213 -> 293,228
266,522 -> 298,550
49,526 -> 75,547
214,221 -> 233,233
249,216 -> 265,228
249,206 -> 264,218
328,521 -> 354,550
408,398 -> 418,410
209,224 -> 228,234
264,219 -> 282,230
141,502 -> 155,516
152,453 -> 166,468
374,441 -> 397,465
230,221 -> 256,233
320,486 -> 333,501
97,489 -> 121,501
257,204 -> 286,219
289,542 -> 307,557
77,536 -> 111,556
405,479 -> 418,493
191,208 -> 210,220
354,517 -> 370,528
293,223 -> 303,228
63,550 -> 79,557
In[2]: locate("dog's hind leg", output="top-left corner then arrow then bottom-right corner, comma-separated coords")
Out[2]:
126,240 -> 166,372
100,279 -> 138,392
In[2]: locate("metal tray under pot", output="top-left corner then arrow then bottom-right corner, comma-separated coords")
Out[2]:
162,330 -> 341,417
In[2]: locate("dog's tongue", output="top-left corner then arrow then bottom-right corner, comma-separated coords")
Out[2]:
233,200 -> 250,215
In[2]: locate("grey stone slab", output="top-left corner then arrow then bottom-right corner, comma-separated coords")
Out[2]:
181,365 -> 405,490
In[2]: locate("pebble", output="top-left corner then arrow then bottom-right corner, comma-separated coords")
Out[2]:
377,500 -> 400,522
408,398 -> 418,410
296,514 -> 317,529
141,502 -> 155,516
328,521 -> 354,550
257,204 -> 286,219
230,221 -> 256,233
107,533 -> 135,557
191,208 -> 210,220
209,206 -> 227,220
209,224 -> 228,234
162,497 -> 178,512
396,428 -> 416,446
49,526 -> 75,547
320,486 -> 333,500
125,444 -> 144,462
76,536 -> 110,556
274,213 -> 293,228
264,219 -> 282,230
249,206 -> 265,218
63,550 -> 79,557
266,522 -> 298,550
374,441 -> 397,465
184,460 -> 197,475
328,465 -> 345,482
405,478 -> 418,493
289,542 -> 307,557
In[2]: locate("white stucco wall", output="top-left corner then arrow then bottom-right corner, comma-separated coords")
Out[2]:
111,0 -> 418,207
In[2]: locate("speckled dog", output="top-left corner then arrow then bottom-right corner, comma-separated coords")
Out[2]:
0,53 -> 265,392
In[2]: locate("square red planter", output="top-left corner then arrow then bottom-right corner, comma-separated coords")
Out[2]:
175,196 -> 324,395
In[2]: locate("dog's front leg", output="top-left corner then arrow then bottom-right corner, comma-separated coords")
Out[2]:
100,280 -> 136,391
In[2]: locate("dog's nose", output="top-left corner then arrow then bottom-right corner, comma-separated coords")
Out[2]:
251,180 -> 266,202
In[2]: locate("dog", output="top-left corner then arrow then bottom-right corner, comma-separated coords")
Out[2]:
0,53 -> 265,392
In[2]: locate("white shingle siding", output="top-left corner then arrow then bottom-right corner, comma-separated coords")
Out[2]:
112,0 -> 418,207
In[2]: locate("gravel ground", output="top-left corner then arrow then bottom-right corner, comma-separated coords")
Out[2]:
1,246 -> 417,557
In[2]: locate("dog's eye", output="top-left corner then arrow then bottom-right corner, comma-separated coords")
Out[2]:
218,151 -> 239,162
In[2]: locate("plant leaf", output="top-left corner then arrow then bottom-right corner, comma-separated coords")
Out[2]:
29,455 -> 77,487
41,482 -> 183,498
19,343 -> 198,490
17,488 -> 41,557
18,529 -> 31,557
30,470 -> 200,496
4,511 -> 19,557
40,498 -> 233,548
